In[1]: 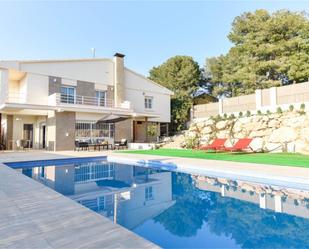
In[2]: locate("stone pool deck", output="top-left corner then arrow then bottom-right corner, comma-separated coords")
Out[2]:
0,150 -> 309,248
0,151 -> 158,249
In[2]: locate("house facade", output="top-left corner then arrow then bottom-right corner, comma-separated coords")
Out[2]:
0,53 -> 173,151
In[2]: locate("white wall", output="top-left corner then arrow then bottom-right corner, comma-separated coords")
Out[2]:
26,73 -> 49,105
124,69 -> 172,122
76,112 -> 104,121
0,69 -> 9,104
17,73 -> 49,105
8,80 -> 19,93
20,60 -> 114,85
119,172 -> 173,228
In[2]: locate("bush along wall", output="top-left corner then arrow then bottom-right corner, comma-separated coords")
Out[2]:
184,106 -> 309,154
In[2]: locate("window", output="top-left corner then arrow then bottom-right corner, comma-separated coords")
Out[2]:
145,186 -> 153,201
145,96 -> 153,109
96,91 -> 107,107
61,86 -> 76,104
75,162 -> 115,183
75,121 -> 114,139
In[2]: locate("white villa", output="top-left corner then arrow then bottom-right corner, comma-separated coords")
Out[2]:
0,53 -> 173,151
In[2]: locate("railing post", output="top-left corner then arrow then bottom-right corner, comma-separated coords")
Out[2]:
274,195 -> 282,213
270,87 -> 277,108
255,89 -> 262,110
259,193 -> 266,209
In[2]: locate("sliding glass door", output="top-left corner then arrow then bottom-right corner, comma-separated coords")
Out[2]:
96,91 -> 107,107
61,86 -> 76,104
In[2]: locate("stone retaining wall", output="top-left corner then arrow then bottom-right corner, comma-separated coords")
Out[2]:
186,111 -> 309,154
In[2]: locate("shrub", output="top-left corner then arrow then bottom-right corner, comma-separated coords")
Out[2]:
289,105 -> 294,112
266,110 -> 271,115
215,114 -> 222,121
229,114 -> 235,119
246,110 -> 251,117
300,103 -> 305,110
184,135 -> 200,149
223,113 -> 228,119
239,111 -> 243,117
277,107 -> 283,114
257,110 -> 262,115
147,123 -> 158,137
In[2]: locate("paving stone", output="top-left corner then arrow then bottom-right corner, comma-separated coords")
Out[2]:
0,162 -> 159,249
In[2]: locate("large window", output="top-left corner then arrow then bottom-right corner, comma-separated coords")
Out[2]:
75,121 -> 114,139
61,86 -> 76,104
144,96 -> 153,109
75,162 -> 115,183
96,91 -> 107,107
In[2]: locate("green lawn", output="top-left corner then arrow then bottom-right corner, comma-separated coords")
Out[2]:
120,149 -> 309,168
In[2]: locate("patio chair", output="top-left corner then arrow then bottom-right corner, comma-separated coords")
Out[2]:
16,139 -> 29,150
74,141 -> 89,151
114,139 -> 128,150
0,143 -> 5,151
197,138 -> 227,151
222,138 -> 253,152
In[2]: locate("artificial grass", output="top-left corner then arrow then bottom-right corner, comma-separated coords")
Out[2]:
120,148 -> 309,168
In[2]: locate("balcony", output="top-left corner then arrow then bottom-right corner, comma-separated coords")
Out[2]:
4,92 -> 27,104
48,93 -> 132,110
1,92 -> 132,113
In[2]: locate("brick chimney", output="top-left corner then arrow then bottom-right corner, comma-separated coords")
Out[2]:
113,53 -> 125,107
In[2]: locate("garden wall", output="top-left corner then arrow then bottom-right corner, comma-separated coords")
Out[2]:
186,108 -> 309,154
192,82 -> 309,119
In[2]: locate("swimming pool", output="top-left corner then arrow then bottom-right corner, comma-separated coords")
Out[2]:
7,157 -> 309,249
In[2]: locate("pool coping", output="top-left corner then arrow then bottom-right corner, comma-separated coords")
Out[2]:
0,160 -> 159,249
108,153 -> 309,191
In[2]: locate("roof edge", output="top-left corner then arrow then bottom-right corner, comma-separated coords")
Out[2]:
124,67 -> 174,95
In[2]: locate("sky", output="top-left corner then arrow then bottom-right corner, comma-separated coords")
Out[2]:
0,0 -> 308,75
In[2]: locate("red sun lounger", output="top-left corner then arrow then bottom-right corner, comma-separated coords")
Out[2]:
223,138 -> 253,152
198,138 -> 227,151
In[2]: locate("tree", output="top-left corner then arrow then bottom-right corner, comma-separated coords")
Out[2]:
206,9 -> 309,97
149,56 -> 201,131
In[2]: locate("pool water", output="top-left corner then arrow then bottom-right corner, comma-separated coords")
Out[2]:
9,158 -> 309,249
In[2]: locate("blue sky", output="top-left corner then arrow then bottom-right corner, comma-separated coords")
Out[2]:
0,1 -> 308,75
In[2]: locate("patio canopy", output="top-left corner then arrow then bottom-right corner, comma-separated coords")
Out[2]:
96,114 -> 129,124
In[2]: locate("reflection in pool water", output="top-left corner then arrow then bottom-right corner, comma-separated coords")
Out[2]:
17,161 -> 309,249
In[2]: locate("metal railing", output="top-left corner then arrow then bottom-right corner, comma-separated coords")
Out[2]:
55,93 -> 115,107
4,92 -> 132,110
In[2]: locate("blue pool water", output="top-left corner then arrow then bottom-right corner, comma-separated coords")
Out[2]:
8,158 -> 309,249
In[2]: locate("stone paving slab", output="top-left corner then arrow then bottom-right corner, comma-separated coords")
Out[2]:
0,162 -> 159,249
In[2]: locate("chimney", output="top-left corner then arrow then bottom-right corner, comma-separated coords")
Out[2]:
113,53 -> 125,107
